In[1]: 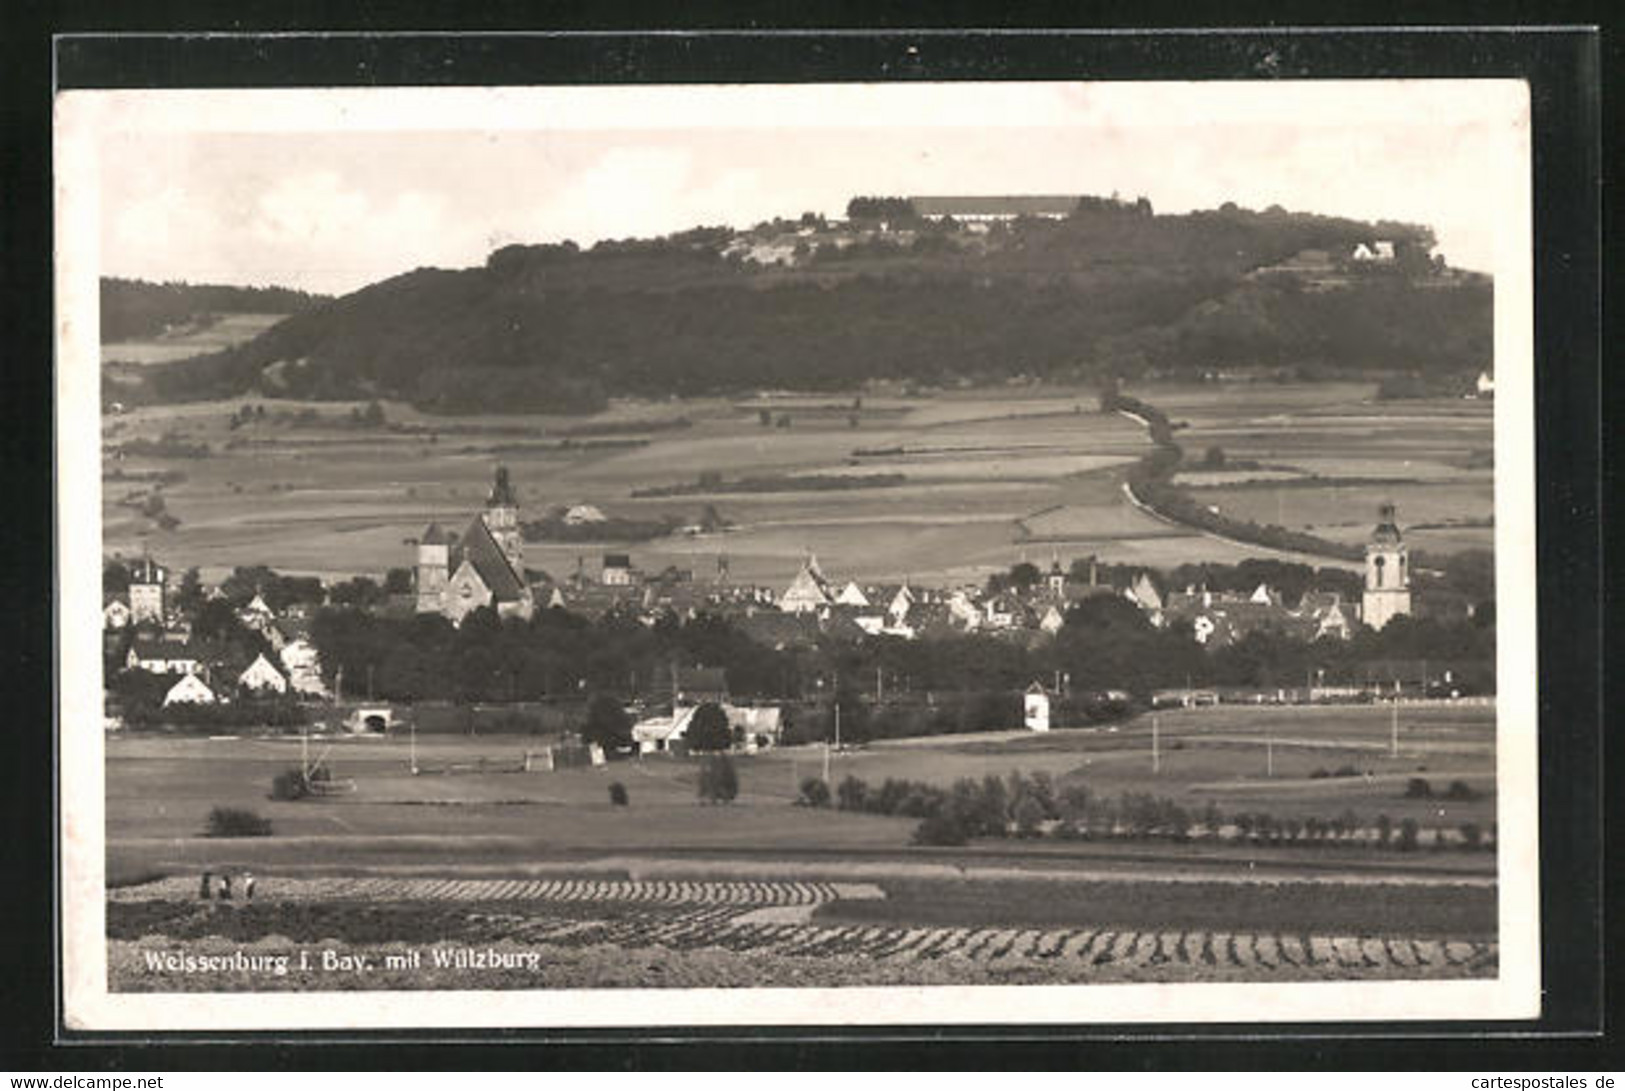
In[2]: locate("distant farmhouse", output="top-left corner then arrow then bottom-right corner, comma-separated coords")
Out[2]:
414,465 -> 535,625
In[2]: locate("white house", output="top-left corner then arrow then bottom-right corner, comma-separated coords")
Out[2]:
1476,371 -> 1495,396
278,638 -> 328,697
563,504 -> 607,525
780,556 -> 834,614
126,637 -> 202,676
835,580 -> 870,607
601,553 -> 634,587
1352,240 -> 1396,262
1023,683 -> 1051,732
238,652 -> 288,694
633,705 -> 699,754
163,673 -> 216,707
103,597 -> 132,630
1038,604 -> 1067,635
1126,571 -> 1164,615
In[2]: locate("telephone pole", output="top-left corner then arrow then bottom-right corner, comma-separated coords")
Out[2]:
1152,714 -> 1160,775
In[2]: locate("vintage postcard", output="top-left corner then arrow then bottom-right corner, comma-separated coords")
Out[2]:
57,79 -> 1538,1030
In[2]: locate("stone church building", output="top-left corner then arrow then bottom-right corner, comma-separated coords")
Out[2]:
414,465 -> 534,625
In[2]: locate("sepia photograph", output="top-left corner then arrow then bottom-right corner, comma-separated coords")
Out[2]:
55,77 -> 1540,1031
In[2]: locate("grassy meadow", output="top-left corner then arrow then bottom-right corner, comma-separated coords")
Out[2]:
105,702 -> 1496,883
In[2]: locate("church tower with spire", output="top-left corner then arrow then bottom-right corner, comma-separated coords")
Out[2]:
1362,502 -> 1412,631
483,464 -> 523,577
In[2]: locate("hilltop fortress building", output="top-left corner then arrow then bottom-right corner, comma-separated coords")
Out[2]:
415,465 -> 534,625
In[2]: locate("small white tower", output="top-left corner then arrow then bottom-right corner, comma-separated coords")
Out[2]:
1362,502 -> 1412,631
128,554 -> 165,626
1046,553 -> 1067,598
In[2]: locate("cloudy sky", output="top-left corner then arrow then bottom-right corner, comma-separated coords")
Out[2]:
73,82 -> 1528,296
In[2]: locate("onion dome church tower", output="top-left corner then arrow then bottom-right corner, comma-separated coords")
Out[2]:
1362,502 -> 1412,631
483,464 -> 523,576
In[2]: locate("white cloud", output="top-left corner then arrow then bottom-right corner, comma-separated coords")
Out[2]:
535,147 -> 763,244
251,172 -> 370,246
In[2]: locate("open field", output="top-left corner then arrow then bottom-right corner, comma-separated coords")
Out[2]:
100,379 -> 1490,585
103,702 -> 1498,989
105,872 -> 1496,990
106,702 -> 1495,873
103,313 -> 290,367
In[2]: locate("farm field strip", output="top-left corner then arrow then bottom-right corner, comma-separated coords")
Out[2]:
109,876 -> 876,906
108,900 -> 1498,984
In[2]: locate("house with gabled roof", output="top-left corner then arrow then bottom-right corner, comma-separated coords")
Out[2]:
162,673 -> 216,707
237,652 -> 288,695
126,636 -> 204,676
103,594 -> 132,631
780,555 -> 835,614
1126,571 -> 1164,618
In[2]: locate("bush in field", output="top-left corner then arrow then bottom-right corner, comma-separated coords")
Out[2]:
1376,813 -> 1394,847
1060,784 -> 1093,822
797,777 -> 831,808
687,703 -> 733,752
1397,817 -> 1420,852
1404,777 -> 1433,799
912,811 -> 971,847
270,767 -> 309,801
204,806 -> 273,838
1444,779 -> 1480,801
269,765 -> 328,801
697,754 -> 738,804
1012,796 -> 1048,838
608,781 -> 629,806
836,775 -> 869,812
897,788 -> 945,819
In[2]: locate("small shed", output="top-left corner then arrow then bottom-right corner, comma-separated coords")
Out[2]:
1023,682 -> 1051,732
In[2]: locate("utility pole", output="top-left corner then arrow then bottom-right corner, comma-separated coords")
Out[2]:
1266,734 -> 1274,778
1390,698 -> 1399,758
1152,713 -> 1160,775
410,715 -> 418,775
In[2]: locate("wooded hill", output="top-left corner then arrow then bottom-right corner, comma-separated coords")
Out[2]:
139,202 -> 1492,414
101,277 -> 329,342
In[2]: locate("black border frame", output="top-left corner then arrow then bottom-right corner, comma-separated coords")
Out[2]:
2,15 -> 1609,1070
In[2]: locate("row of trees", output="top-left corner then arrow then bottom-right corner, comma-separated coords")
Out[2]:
300,591 -> 1493,715
799,769 -> 1492,853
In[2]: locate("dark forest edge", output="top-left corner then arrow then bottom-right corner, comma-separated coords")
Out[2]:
105,198 -> 1491,414
101,278 -> 329,343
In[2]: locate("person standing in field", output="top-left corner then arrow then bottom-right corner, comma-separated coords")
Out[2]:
217,873 -> 232,900
199,871 -> 212,900
243,872 -> 256,900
